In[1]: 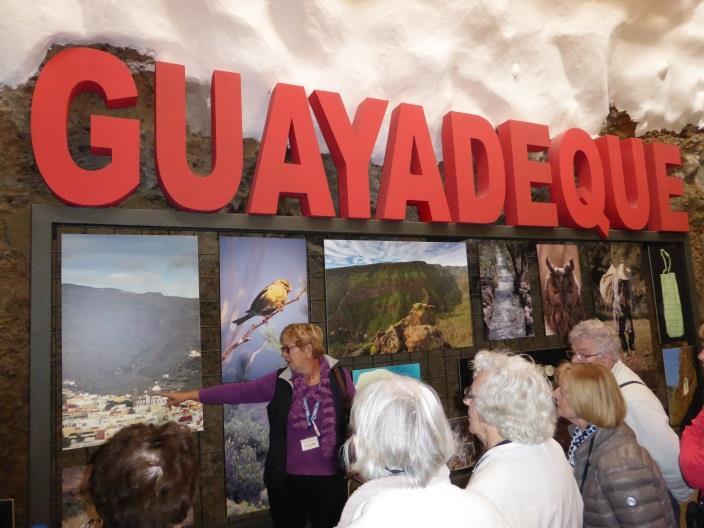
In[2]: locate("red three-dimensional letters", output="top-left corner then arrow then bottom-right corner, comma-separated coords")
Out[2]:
247,83 -> 335,217
645,142 -> 688,232
155,62 -> 242,212
309,90 -> 387,219
375,103 -> 451,222
595,136 -> 650,231
442,112 -> 505,224
498,120 -> 558,228
31,47 -> 140,206
549,128 -> 609,237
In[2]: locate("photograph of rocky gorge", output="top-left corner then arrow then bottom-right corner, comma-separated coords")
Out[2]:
323,240 -> 472,357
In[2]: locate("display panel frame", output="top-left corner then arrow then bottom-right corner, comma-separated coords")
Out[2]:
30,204 -> 698,526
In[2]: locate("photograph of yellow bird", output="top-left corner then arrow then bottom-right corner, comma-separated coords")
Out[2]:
233,278 -> 292,326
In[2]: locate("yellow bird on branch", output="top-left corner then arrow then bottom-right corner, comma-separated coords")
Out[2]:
233,279 -> 292,326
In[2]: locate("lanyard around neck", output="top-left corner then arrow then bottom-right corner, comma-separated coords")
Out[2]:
303,397 -> 320,436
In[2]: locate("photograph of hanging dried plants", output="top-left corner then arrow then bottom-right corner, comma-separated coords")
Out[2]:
324,240 -> 472,357
478,241 -> 536,340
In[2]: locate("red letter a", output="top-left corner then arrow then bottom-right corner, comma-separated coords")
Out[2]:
155,62 -> 242,212
247,83 -> 335,217
376,103 -> 451,222
31,47 -> 139,206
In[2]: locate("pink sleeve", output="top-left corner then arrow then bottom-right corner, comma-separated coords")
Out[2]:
680,408 -> 704,490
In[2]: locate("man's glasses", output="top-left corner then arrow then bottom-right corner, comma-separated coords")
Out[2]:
566,349 -> 601,361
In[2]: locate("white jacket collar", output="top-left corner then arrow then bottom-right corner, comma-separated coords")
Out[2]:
278,354 -> 339,385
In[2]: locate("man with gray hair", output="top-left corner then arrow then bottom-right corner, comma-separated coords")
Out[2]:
568,318 -> 693,505
464,350 -> 583,528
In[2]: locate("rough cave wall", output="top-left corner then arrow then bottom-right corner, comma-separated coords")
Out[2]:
1,44 -> 702,525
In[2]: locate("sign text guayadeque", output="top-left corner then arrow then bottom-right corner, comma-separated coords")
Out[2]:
30,47 -> 689,236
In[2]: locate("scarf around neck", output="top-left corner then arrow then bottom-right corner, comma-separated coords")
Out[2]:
567,424 -> 598,467
289,357 -> 337,458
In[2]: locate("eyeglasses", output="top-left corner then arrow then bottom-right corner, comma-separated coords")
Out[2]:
280,344 -> 298,355
463,387 -> 475,405
566,349 -> 601,361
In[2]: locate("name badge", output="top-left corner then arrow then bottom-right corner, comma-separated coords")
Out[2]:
300,436 -> 320,452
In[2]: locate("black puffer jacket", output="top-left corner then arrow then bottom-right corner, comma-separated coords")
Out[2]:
573,423 -> 676,528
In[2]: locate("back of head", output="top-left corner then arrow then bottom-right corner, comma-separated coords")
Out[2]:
473,350 -> 556,444
556,362 -> 626,428
89,421 -> 198,528
568,319 -> 621,363
344,374 -> 455,487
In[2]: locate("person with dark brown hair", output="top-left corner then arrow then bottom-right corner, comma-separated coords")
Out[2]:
89,421 -> 198,528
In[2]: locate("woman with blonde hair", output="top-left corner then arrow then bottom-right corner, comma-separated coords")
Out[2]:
165,323 -> 354,528
555,362 -> 676,527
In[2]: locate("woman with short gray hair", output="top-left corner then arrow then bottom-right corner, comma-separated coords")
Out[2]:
337,374 -> 508,527
465,350 -> 583,528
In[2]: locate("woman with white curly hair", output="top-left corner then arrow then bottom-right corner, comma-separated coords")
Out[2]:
337,374 -> 509,527
464,350 -> 583,528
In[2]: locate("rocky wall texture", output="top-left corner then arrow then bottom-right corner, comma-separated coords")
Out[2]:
0,44 -> 702,526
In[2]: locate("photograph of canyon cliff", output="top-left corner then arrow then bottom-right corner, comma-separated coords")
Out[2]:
324,240 -> 472,357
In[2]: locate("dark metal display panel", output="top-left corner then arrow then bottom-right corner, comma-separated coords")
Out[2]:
30,205 -> 699,527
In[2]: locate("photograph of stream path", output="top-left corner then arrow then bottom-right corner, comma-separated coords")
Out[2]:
479,241 -> 536,341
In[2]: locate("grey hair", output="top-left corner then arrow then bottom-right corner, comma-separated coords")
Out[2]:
342,374 -> 456,487
473,350 -> 556,444
568,318 -> 621,361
